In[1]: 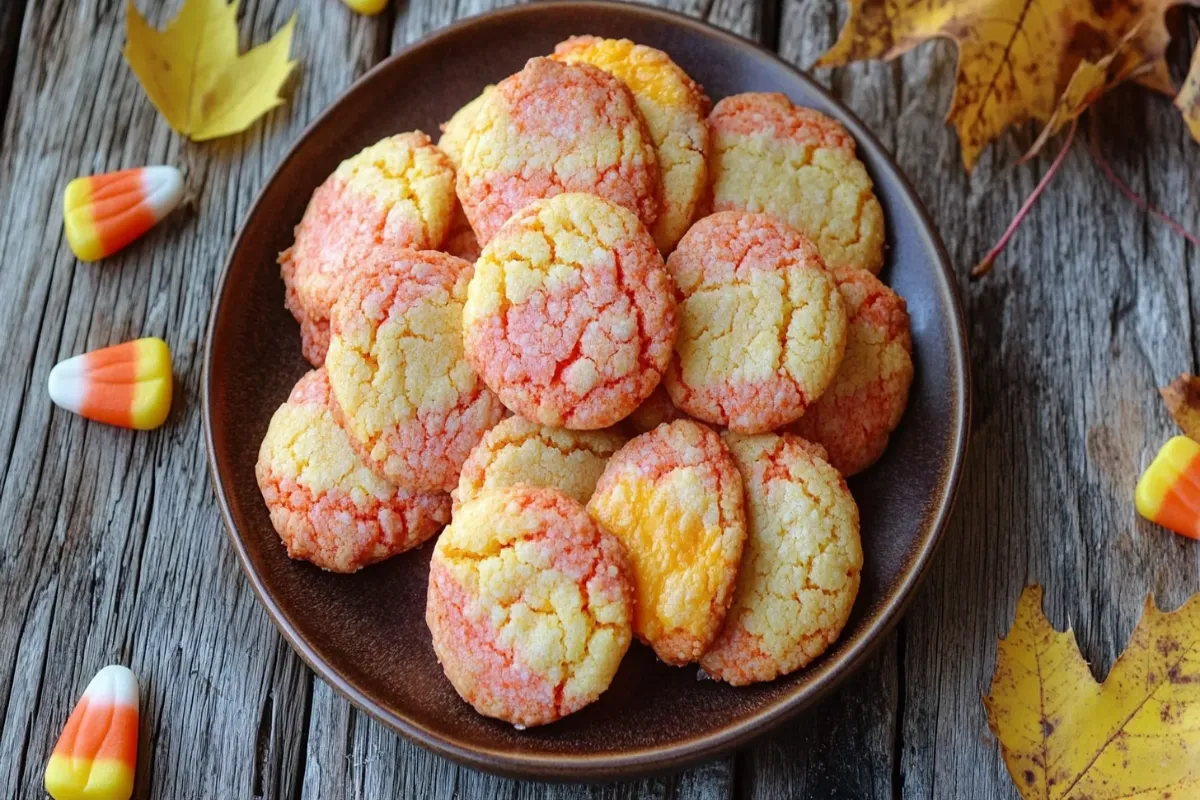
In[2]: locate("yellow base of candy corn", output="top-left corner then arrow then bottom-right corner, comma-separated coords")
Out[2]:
45,755 -> 134,800
342,0 -> 388,14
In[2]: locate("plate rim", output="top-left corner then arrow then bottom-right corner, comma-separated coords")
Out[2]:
202,0 -> 972,781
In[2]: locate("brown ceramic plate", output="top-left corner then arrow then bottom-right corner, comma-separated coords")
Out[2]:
204,1 -> 969,781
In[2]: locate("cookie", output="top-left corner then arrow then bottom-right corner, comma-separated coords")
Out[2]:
624,384 -> 689,436
454,57 -> 660,245
587,420 -> 746,665
789,268 -> 913,475
700,432 -> 862,685
463,193 -> 676,429
707,92 -> 885,274
255,369 -> 450,573
663,211 -> 847,433
453,416 -> 626,510
552,36 -> 709,252
426,485 -> 634,728
280,132 -> 457,365
437,87 -> 494,169
325,249 -> 505,492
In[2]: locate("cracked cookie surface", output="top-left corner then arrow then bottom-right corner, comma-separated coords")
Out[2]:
707,93 -> 885,275
280,132 -> 457,365
255,368 -> 450,573
663,211 -> 847,434
463,193 -> 676,430
700,432 -> 862,686
325,249 -> 505,492
587,420 -> 746,666
426,485 -> 634,728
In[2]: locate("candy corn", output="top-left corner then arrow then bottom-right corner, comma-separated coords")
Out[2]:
1135,435 -> 1200,539
63,166 -> 183,262
47,338 -> 172,430
342,0 -> 388,14
44,665 -> 139,800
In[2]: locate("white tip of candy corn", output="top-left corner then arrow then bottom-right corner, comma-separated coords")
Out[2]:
47,354 -> 87,416
140,166 -> 184,221
84,665 -> 139,708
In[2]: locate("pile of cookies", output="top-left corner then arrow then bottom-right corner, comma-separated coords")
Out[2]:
256,36 -> 914,729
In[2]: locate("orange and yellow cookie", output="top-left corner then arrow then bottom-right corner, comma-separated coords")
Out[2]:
624,384 -> 689,436
426,485 -> 634,728
463,193 -> 676,429
587,420 -> 746,665
707,92 -> 885,274
437,87 -> 494,170
663,211 -> 847,433
454,58 -> 660,245
453,416 -> 626,510
326,249 -> 505,492
280,132 -> 457,365
552,36 -> 709,252
701,433 -> 862,686
788,268 -> 912,475
256,369 -> 450,573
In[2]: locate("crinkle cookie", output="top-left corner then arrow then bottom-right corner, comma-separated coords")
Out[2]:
789,268 -> 913,475
663,211 -> 847,433
280,132 -> 456,365
426,485 -> 633,728
454,58 -> 660,245
255,369 -> 450,573
325,249 -> 505,492
707,92 -> 885,274
553,36 -> 709,252
700,432 -> 862,686
587,420 -> 746,665
463,193 -> 676,429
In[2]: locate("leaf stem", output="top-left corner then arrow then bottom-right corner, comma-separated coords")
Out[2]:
972,118 -> 1078,279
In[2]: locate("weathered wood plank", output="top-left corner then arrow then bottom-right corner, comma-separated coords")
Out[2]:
0,1 -> 388,797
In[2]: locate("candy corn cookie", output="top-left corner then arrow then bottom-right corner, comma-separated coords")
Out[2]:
789,268 -> 913,476
437,87 -> 495,169
256,369 -> 451,573
280,132 -> 457,365
553,36 -> 710,252
326,249 -> 505,492
454,58 -> 660,245
63,166 -> 183,262
663,212 -> 847,433
454,416 -> 626,510
701,433 -> 862,685
463,193 -> 676,429
45,665 -> 139,800
707,92 -> 885,274
588,420 -> 746,665
427,485 -> 634,728
48,337 -> 172,430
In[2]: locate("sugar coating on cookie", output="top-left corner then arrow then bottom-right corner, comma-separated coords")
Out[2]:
707,93 -> 885,275
624,384 -> 689,436
463,193 -> 676,429
552,36 -> 709,253
280,132 -> 457,365
454,416 -> 626,510
426,485 -> 633,728
437,87 -> 494,170
455,58 -> 660,245
587,420 -> 746,665
325,249 -> 505,492
700,432 -> 862,686
663,211 -> 847,434
255,369 -> 450,573
789,268 -> 913,475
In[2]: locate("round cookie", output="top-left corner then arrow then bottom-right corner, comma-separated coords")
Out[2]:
663,211 -> 847,434
280,132 -> 457,365
437,87 -> 494,170
707,92 -> 885,274
454,57 -> 660,245
552,36 -> 710,252
789,268 -> 913,475
325,249 -> 505,492
454,416 -> 626,510
624,384 -> 689,436
587,420 -> 746,665
463,193 -> 676,429
426,485 -> 634,728
255,369 -> 450,573
700,432 -> 862,686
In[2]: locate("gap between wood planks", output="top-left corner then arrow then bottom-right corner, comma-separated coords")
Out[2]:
0,0 -> 27,139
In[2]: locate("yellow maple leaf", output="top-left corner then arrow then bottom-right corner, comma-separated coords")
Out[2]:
123,0 -> 297,141
984,585 -> 1200,800
1176,44 -> 1200,143
819,0 -> 1197,169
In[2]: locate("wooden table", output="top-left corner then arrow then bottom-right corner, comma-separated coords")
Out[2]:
1,0 -> 1196,797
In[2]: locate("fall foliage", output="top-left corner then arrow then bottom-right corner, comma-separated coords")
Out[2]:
1162,374 -> 1200,440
